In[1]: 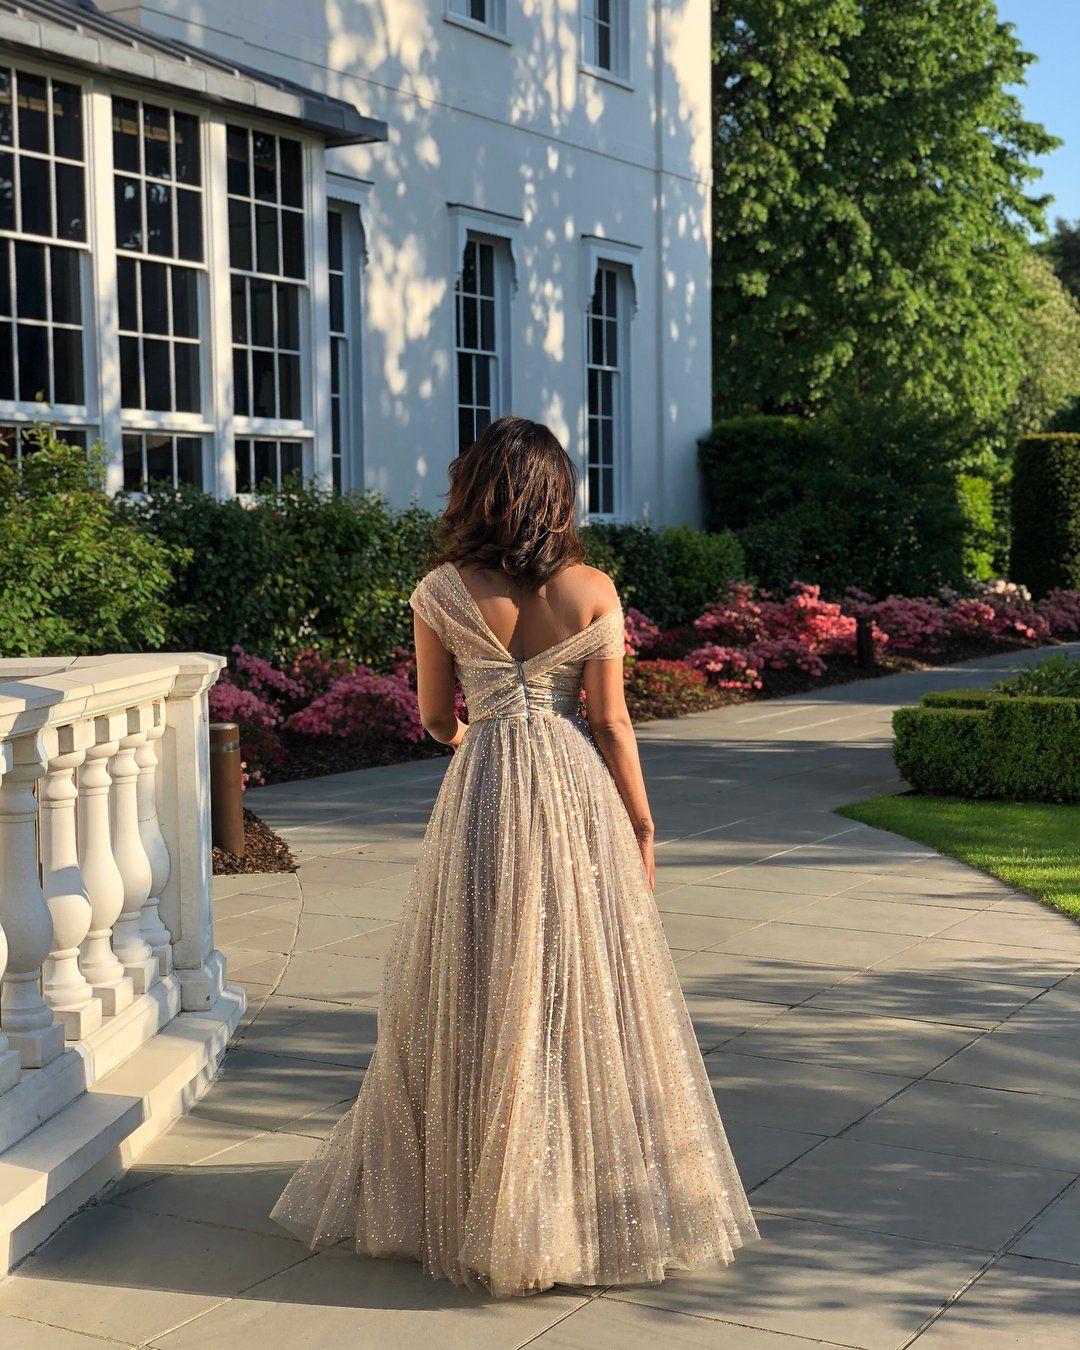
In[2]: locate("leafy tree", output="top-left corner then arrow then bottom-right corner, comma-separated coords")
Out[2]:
1012,254 -> 1080,439
0,426 -> 180,657
1038,217 -> 1080,303
712,1 -> 1057,463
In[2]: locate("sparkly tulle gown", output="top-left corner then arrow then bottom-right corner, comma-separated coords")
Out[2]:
270,563 -> 758,1295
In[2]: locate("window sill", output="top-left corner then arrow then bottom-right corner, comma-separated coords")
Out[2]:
579,62 -> 634,93
444,13 -> 512,46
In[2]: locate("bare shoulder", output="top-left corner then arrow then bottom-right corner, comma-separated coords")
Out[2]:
550,563 -> 619,622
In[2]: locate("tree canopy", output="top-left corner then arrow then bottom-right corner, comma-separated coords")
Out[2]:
712,1 -> 1058,458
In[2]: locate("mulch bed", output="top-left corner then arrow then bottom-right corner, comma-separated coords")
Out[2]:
212,807 -> 297,876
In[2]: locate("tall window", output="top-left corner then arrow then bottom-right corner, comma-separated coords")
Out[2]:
455,235 -> 506,452
0,67 -> 88,418
227,124 -> 306,489
582,0 -> 629,78
447,0 -> 507,33
328,203 -> 364,492
113,95 -> 205,489
586,263 -> 625,517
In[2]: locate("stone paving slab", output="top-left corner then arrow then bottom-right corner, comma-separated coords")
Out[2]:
2,641 -> 1078,1348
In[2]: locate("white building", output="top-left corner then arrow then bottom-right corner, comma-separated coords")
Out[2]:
2,0 -> 713,525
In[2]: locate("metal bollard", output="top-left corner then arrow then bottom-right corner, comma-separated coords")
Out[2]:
855,615 -> 876,672
208,722 -> 246,857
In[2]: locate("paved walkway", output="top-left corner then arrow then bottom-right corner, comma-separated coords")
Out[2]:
3,644 -> 1080,1349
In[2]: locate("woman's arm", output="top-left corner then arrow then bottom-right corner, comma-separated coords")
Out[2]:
583,653 -> 655,888
414,612 -> 467,748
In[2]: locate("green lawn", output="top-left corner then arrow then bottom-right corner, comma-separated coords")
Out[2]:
837,795 -> 1080,920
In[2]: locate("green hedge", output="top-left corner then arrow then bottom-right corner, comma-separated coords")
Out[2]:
893,691 -> 1080,803
120,486 -> 742,662
699,413 -> 994,594
1011,434 -> 1080,596
119,482 -> 437,666
582,523 -> 743,628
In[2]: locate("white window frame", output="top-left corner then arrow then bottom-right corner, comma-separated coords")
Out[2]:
581,235 -> 639,521
0,58 -> 96,441
448,204 -> 518,456
445,0 -> 510,43
580,0 -> 632,86
109,88 -> 214,491
326,196 -> 366,493
218,116 -> 322,495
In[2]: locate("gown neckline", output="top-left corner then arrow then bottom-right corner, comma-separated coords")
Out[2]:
442,563 -> 619,668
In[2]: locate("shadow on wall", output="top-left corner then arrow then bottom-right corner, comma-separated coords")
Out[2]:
159,0 -> 710,511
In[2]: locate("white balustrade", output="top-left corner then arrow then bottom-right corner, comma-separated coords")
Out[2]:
40,722 -> 102,1041
0,746 -> 22,1095
138,700 -> 173,976
0,733 -> 65,1067
110,705 -> 158,994
78,713 -> 135,1018
0,653 -> 237,1271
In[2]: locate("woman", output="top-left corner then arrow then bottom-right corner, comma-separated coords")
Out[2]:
271,416 -> 757,1296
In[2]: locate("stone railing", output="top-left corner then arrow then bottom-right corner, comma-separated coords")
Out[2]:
0,653 -> 242,1270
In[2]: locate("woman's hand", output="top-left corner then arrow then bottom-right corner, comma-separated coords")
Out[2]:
636,821 -> 655,890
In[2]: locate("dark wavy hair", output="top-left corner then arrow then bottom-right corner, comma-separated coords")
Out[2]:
433,416 -> 585,591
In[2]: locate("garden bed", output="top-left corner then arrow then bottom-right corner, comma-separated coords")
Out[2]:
216,580 -> 1080,788
212,807 -> 297,876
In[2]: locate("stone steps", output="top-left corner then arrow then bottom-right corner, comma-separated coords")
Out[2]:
0,985 -> 245,1274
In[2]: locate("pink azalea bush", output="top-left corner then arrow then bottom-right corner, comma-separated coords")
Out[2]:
624,607 -> 662,656
210,576 -> 1080,784
285,667 -> 424,743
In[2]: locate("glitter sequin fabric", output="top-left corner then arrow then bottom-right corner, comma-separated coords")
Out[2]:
270,563 -> 759,1296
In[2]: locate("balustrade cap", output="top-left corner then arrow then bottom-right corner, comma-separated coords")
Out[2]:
0,654 -> 224,741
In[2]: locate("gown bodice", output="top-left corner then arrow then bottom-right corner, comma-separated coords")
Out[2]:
409,563 -> 625,725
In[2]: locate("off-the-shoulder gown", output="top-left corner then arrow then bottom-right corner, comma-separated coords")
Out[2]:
271,563 -> 757,1296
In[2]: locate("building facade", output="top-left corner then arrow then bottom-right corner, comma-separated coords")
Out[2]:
6,1 -> 713,525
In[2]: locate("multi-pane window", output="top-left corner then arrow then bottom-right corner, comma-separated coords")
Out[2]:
455,236 -> 501,452
118,258 -> 200,412
227,125 -> 305,426
448,0 -> 507,31
582,0 -> 628,77
122,431 -> 203,490
112,96 -> 205,486
234,437 -> 302,492
586,264 -> 623,517
0,67 -> 87,409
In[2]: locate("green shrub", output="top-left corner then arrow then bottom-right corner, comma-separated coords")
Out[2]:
120,482 -> 438,666
893,706 -> 989,798
0,427 -> 179,657
1011,434 -> 1080,596
582,523 -> 744,627
699,413 -> 984,594
995,652 -> 1080,699
893,690 -> 1080,803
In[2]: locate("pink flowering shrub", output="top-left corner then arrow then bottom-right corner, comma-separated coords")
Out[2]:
208,677 -> 281,730
624,607 -> 662,656
1038,589 -> 1080,637
684,644 -> 762,689
845,592 -> 951,654
285,667 -> 424,743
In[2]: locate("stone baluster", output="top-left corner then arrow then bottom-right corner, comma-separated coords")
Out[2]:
0,733 -> 65,1066
40,722 -> 103,1041
109,705 -> 158,994
78,714 -> 134,1017
0,744 -> 23,1093
159,662 -> 227,1012
137,700 -> 173,975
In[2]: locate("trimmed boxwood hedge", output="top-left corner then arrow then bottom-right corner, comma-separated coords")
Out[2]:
893,690 -> 1080,803
1011,434 -> 1080,597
